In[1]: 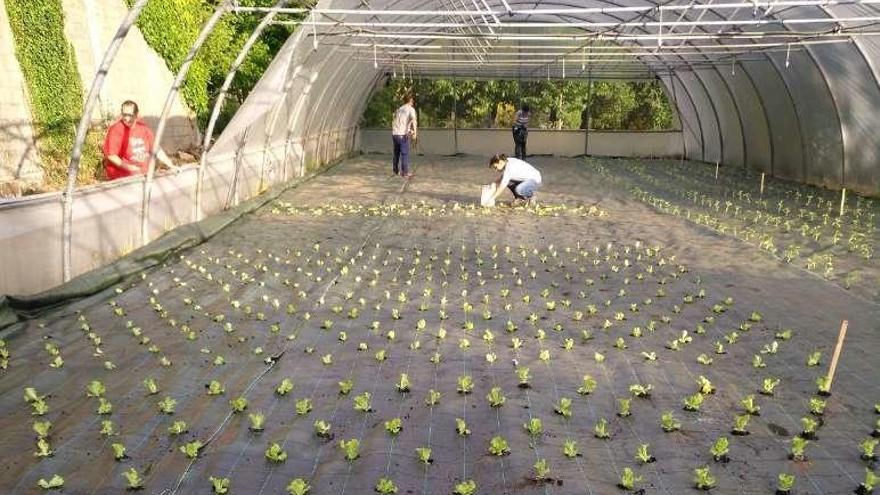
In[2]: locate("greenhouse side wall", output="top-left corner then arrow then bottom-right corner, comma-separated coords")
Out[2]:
358,128 -> 684,158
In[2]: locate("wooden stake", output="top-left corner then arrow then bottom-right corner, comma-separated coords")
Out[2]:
759,173 -> 765,196
826,320 -> 849,390
839,188 -> 846,217
715,162 -> 719,180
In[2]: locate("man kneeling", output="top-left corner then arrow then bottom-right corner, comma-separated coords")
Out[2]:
488,153 -> 542,206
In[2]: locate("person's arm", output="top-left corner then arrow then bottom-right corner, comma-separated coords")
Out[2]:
492,171 -> 510,201
105,154 -> 142,173
409,107 -> 418,138
103,125 -> 142,174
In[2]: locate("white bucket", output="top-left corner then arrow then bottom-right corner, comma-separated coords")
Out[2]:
480,183 -> 496,207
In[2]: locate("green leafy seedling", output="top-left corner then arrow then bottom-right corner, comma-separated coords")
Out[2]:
455,418 -> 470,436
457,375 -> 474,394
790,436 -> 809,461
635,443 -> 655,464
210,476 -> 231,494
353,392 -> 372,412
683,393 -> 704,412
761,377 -> 780,396
111,442 -> 127,460
741,395 -> 760,415
594,418 -> 611,439
524,417 -> 543,437
207,380 -> 225,396
486,387 -> 505,407
384,417 -> 403,435
732,414 -> 751,436
276,378 -> 294,396
249,411 -> 265,432
554,397 -> 573,418
416,447 -> 433,464
37,474 -> 64,490
340,438 -> 360,461
488,436 -> 510,456
230,397 -> 248,413
660,411 -> 681,432
711,437 -> 730,462
122,468 -> 143,490
453,479 -> 477,495
375,477 -> 398,494
265,442 -> 287,462
777,473 -> 795,493
314,419 -> 332,438
86,380 -> 106,398
180,440 -> 203,459
168,421 -> 187,435
693,465 -> 716,490
617,398 -> 632,417
861,438 -> 879,461
158,396 -> 176,414
286,478 -> 310,495
618,467 -> 643,491
339,379 -> 354,395
578,375 -> 597,395
396,374 -> 411,393
563,438 -> 579,458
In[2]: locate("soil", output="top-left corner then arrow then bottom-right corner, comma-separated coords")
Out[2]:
1,154 -> 878,494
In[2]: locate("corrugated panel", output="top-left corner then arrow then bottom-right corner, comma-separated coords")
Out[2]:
715,56 -> 772,173
676,71 -> 721,164
694,67 -> 745,168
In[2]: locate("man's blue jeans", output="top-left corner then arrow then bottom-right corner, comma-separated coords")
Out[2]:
507,179 -> 539,199
392,135 -> 410,175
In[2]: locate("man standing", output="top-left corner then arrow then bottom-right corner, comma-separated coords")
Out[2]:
512,103 -> 530,160
488,153 -> 542,205
391,94 -> 417,178
103,100 -> 176,180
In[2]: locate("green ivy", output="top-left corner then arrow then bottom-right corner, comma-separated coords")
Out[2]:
126,0 -> 308,130
5,0 -> 102,188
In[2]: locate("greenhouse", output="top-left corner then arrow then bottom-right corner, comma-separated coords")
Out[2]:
0,0 -> 878,493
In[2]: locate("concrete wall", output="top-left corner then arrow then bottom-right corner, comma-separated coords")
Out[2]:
0,0 -> 42,190
360,128 -> 684,158
61,0 -> 199,152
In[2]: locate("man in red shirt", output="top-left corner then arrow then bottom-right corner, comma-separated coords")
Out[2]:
103,100 -> 176,180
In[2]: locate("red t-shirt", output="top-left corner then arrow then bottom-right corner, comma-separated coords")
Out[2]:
102,119 -> 155,180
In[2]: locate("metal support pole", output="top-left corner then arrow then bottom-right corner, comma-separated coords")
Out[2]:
142,1 -> 231,246
584,70 -> 593,155
196,0 -> 294,222
62,0 -> 150,282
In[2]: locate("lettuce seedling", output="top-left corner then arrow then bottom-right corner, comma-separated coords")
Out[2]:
457,375 -> 474,394
732,414 -> 751,436
168,421 -> 187,436
697,376 -> 715,395
693,466 -> 716,490
207,380 -> 225,396
340,438 -> 360,460
455,418 -> 470,436
416,447 -> 433,464
296,398 -> 312,415
375,478 -> 398,494
314,420 -> 332,438
775,329 -> 793,340
613,337 -> 627,350
158,396 -> 176,414
115,467 -> 143,492
429,352 -> 442,364
524,418 -> 543,437
617,398 -> 632,417
777,473 -> 795,494
538,349 -> 551,362
861,438 -> 879,461
425,389 -> 442,406
710,437 -> 729,462
635,443 -> 655,464
209,476 -> 231,494
562,438 -> 579,458
33,420 -> 51,439
618,467 -> 643,491
714,342 -> 726,354
806,351 -> 822,367
857,468 -> 878,494
385,418 -> 403,435
801,416 -> 819,439
488,436 -> 510,456
286,478 -> 310,495
230,397 -> 248,413
741,395 -> 760,415
374,350 -> 387,362
353,392 -> 372,412
641,351 -> 656,362
321,354 -> 333,365
486,387 -> 506,408
143,378 -> 159,396
594,351 -> 606,363
697,354 -> 713,365
34,437 -> 54,458
37,474 -> 64,490
265,442 -> 288,462
453,479 -> 477,495
396,374 -> 411,393
339,379 -> 354,395
816,375 -> 832,396
533,458 -> 550,481
761,378 -> 780,396
578,375 -> 597,395
660,411 -> 681,432
86,380 -> 106,398
555,397 -> 573,418
749,311 -> 763,322
110,442 -> 127,461
249,412 -> 265,432
594,418 -> 611,439
180,440 -> 203,459
629,384 -> 653,398
683,393 -> 704,412
789,436 -> 809,461
97,398 -> 113,415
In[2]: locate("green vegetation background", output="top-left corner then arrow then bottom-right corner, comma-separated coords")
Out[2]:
362,78 -> 675,131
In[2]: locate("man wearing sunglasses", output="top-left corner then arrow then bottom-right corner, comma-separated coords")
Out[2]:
103,100 -> 176,180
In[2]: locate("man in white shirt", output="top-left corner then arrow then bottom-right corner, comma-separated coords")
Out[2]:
391,95 -> 418,178
488,153 -> 543,205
